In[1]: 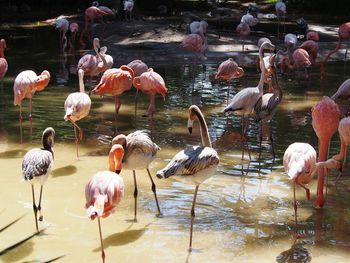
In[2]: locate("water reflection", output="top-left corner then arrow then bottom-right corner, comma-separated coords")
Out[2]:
276,239 -> 311,263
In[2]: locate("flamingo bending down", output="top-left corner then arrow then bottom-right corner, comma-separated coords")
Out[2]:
214,58 -> 244,104
91,66 -> 134,119
0,39 -> 8,81
13,70 -> 51,144
280,48 -> 312,77
79,6 -> 108,44
275,0 -> 287,38
64,69 -> 91,158
156,105 -> 219,251
55,18 -> 69,50
112,130 -> 162,221
180,32 -> 208,60
332,116 -> 350,183
331,78 -> 350,105
283,142 -> 341,224
85,144 -> 125,263
236,22 -> 251,51
22,127 -> 55,233
124,0 -> 134,20
312,96 -> 340,208
133,68 -> 167,117
68,22 -> 79,51
299,39 -> 319,65
224,41 -> 275,160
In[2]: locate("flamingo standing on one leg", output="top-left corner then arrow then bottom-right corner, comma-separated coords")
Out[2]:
275,0 -> 287,39
22,127 -> 55,233
312,96 -> 340,208
0,39 -> 8,82
236,22 -> 251,51
156,105 -> 219,251
85,144 -> 125,263
283,142 -> 341,224
123,0 -> 134,20
133,68 -> 167,117
214,58 -> 244,104
91,65 -> 134,119
224,41 -> 275,160
64,69 -> 91,159
68,22 -> 79,51
13,70 -> 51,144
112,130 -> 162,221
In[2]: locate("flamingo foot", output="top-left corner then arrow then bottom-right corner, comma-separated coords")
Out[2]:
29,114 -> 33,143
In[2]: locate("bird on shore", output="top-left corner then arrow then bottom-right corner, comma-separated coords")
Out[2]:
0,39 -> 8,82
123,0 -> 134,20
283,142 -> 341,224
236,22 -> 251,51
312,96 -> 340,208
224,41 -> 275,160
64,69 -> 91,159
85,144 -> 125,263
156,105 -> 219,251
132,68 -> 167,117
22,127 -> 55,233
275,0 -> 287,38
55,17 -> 69,50
13,70 -> 51,144
112,130 -> 162,221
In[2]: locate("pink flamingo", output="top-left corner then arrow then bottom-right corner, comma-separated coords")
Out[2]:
280,48 -> 312,77
133,68 -> 167,117
306,30 -> 319,42
124,0 -> 134,20
112,130 -> 162,221
214,58 -> 244,104
64,69 -> 91,159
13,70 -> 51,144
127,59 -> 148,106
312,96 -> 340,208
91,65 -> 134,118
299,39 -> 319,65
98,46 -> 113,72
68,22 -> 79,51
322,22 -> 350,73
85,144 -> 125,263
180,32 -> 207,60
55,17 -> 69,50
224,41 -> 275,160
331,78 -> 350,104
276,33 -> 297,64
190,20 -> 208,38
283,142 -> 341,224
0,39 -> 8,82
332,116 -> 350,183
236,22 -> 250,51
275,0 -> 286,38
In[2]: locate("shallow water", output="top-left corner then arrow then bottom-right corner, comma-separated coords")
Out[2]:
1,22 -> 350,263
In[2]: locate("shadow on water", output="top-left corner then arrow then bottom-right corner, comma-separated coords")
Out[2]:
21,255 -> 66,263
276,239 -> 312,263
0,214 -> 26,233
51,165 -> 77,177
0,149 -> 28,159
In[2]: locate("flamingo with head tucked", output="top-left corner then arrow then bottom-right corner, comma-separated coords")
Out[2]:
0,39 -> 8,82
190,20 -> 208,38
13,70 -> 50,144
280,48 -> 312,77
85,144 -> 124,263
68,22 -> 79,51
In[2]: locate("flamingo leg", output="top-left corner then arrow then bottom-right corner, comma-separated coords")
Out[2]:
145,94 -> 155,118
19,104 -> 23,144
244,117 -> 251,160
133,170 -> 138,222
296,182 -> 310,200
31,185 -> 39,233
134,89 -> 139,116
270,124 -> 275,159
293,181 -> 298,226
189,185 -> 199,252
97,217 -> 106,263
335,155 -> 346,184
146,168 -> 162,216
29,98 -> 32,143
258,123 -> 263,160
241,116 -> 245,160
73,125 -> 79,159
37,185 -> 44,221
115,96 -> 121,120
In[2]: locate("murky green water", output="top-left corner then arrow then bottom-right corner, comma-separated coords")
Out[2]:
1,22 -> 350,263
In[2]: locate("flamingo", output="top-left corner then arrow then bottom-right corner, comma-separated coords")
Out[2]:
254,55 -> 281,158
240,11 -> 258,27
85,144 -> 125,263
13,70 -> 51,144
275,0 -> 286,38
112,130 -> 162,221
124,0 -> 134,20
98,46 -> 113,72
299,39 -> 319,65
236,22 -> 250,51
180,32 -> 207,60
64,69 -> 91,159
280,48 -> 312,77
190,20 -> 208,38
224,41 -> 275,160
22,127 -> 55,233
91,65 -> 134,118
283,142 -> 341,224
92,1 -> 114,16
312,96 -> 340,208
132,68 -> 167,117
127,59 -> 148,77
68,22 -> 79,51
332,116 -> 350,183
306,30 -> 319,42
256,37 -> 276,93
0,39 -> 8,82
255,37 -> 272,72
214,58 -> 244,104
322,22 -> 350,74
331,78 -> 350,105
55,17 -> 69,50
156,105 -> 219,251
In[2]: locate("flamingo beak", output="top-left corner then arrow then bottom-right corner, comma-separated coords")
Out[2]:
187,119 -> 193,134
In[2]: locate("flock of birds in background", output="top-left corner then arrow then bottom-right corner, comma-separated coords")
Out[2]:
2,0 -> 350,262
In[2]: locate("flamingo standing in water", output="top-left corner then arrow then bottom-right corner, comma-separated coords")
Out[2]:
133,68 -> 167,117
312,96 -> 340,208
275,0 -> 287,38
280,48 -> 312,77
13,70 -> 51,144
112,130 -> 162,221
299,39 -> 319,66
64,69 -> 91,159
127,59 -> 149,109
331,78 -> 350,114
190,20 -> 208,38
22,127 -> 55,233
236,22 -> 250,51
124,0 -> 134,20
85,144 -> 125,263
283,142 -> 341,224
214,58 -> 244,104
91,65 -> 134,119
55,17 -> 69,50
68,22 -> 79,51
0,39 -> 8,82
156,105 -> 219,251
224,41 -> 275,160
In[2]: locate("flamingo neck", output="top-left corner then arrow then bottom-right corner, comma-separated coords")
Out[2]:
193,108 -> 211,147
257,50 -> 266,94
272,68 -> 282,98
0,48 -> 4,58
78,72 -> 85,93
323,38 -> 342,65
42,132 -> 54,157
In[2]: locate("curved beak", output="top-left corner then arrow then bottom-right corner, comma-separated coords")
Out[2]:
187,119 -> 193,134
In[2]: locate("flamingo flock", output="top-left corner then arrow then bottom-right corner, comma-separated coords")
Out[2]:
1,2 -> 349,262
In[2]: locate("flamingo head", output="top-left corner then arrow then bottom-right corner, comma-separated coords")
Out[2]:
0,39 -> 6,50
64,105 -> 76,122
109,144 -> 124,174
35,70 -> 50,91
112,134 -> 127,149
188,105 -> 201,134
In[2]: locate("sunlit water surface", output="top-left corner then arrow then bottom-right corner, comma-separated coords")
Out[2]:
1,23 -> 350,263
